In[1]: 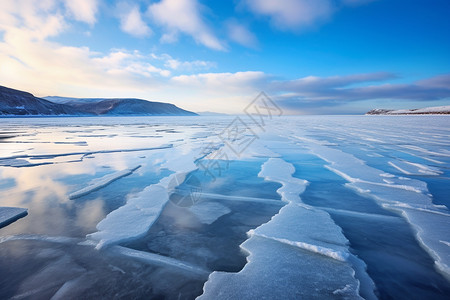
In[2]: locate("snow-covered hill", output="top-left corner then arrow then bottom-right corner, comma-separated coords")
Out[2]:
366,106 -> 450,115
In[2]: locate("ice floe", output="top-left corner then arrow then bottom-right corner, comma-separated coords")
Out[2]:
258,158 -> 308,203
69,166 -> 141,199
0,207 -> 28,228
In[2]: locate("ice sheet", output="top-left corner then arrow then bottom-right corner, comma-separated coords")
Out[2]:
292,134 -> 450,279
1,116 -> 449,299
199,157 -> 375,299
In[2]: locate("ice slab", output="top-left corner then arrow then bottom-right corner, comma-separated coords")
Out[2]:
258,158 -> 308,203
397,206 -> 450,279
200,192 -> 283,206
388,160 -> 442,176
87,149 -> 198,249
0,158 -> 52,168
0,207 -> 28,229
0,144 -> 173,162
198,236 -> 363,300
249,203 -> 349,262
110,246 -> 209,277
199,157 -> 375,299
69,165 -> 141,199
86,182 -> 170,249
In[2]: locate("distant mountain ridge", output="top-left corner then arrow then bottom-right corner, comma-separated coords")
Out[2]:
44,96 -> 197,116
0,86 -> 84,116
366,106 -> 450,115
0,85 -> 197,116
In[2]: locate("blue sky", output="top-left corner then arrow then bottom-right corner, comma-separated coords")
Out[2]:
1,0 -> 449,114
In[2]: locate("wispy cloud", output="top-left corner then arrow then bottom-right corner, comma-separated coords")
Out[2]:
172,71 -> 268,92
117,3 -> 152,38
243,0 -> 377,31
244,0 -> 335,30
64,0 -> 99,25
147,0 -> 225,51
226,20 -> 259,49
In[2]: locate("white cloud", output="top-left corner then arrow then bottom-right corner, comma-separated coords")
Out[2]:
64,0 -> 99,25
172,71 -> 267,92
245,0 -> 335,30
0,0 -> 173,97
93,50 -> 170,77
0,0 -> 66,40
118,4 -> 152,38
0,28 -> 170,97
165,71 -> 269,113
147,0 -> 225,50
227,21 -> 258,48
165,58 -> 216,71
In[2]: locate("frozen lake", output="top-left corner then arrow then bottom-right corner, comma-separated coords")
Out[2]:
0,115 -> 449,299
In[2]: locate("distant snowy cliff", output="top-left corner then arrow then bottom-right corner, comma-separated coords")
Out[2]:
366,106 -> 450,115
0,85 -> 197,116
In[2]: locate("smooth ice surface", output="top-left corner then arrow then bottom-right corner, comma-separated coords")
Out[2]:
110,245 -> 209,276
0,207 -> 28,228
189,202 -> 231,225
